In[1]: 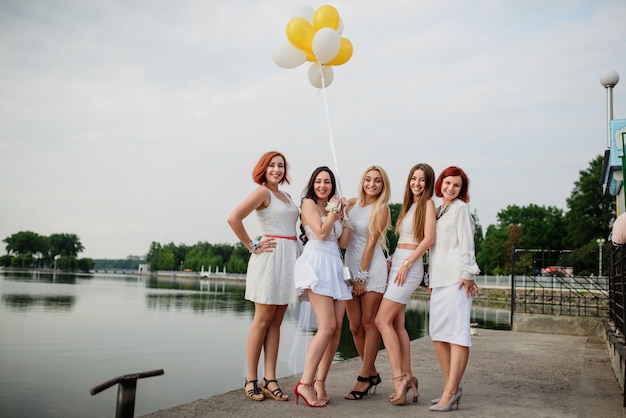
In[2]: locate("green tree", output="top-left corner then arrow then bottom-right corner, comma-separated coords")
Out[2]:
48,233 -> 84,258
564,155 -> 615,248
495,204 -> 565,250
386,203 -> 401,254
477,225 -> 510,275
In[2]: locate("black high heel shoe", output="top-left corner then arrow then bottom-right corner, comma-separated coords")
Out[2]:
369,373 -> 382,395
344,375 -> 370,400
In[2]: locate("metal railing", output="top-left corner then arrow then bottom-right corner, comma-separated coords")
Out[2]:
90,369 -> 164,418
609,244 -> 626,336
511,248 -> 610,324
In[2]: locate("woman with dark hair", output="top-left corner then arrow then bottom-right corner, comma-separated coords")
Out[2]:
227,151 -> 300,402
292,166 -> 351,408
428,165 -> 480,412
375,163 -> 436,405
343,166 -> 391,400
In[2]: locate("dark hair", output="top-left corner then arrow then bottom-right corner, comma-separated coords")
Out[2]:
252,151 -> 290,185
395,163 -> 435,242
299,166 -> 337,244
434,166 -> 470,203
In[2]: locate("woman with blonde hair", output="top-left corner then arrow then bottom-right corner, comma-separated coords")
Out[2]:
343,166 -> 391,400
375,163 -> 436,405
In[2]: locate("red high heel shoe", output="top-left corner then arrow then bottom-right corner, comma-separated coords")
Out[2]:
293,381 -> 327,407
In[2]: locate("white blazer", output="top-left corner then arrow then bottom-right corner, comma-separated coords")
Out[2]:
429,199 -> 480,288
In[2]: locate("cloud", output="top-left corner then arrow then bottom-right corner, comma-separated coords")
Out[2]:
1,0 -> 625,258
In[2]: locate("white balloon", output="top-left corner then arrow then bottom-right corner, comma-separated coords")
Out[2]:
308,62 -> 334,89
312,28 -> 340,65
272,40 -> 307,69
292,4 -> 315,22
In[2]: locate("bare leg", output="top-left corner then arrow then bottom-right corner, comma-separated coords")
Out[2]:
433,340 -> 463,406
245,303 -> 277,399
345,297 -> 365,359
261,304 -> 288,400
375,298 -> 406,397
360,292 -> 384,378
262,304 -> 288,380
315,299 -> 346,401
393,311 -> 412,377
297,291 -> 337,407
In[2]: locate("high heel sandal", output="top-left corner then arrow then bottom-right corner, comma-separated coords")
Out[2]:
389,374 -> 408,405
314,379 -> 329,403
293,381 -> 327,408
344,375 -> 370,400
387,374 -> 418,402
261,378 -> 288,401
369,373 -> 382,395
244,379 -> 264,401
429,388 -> 462,412
407,375 -> 419,403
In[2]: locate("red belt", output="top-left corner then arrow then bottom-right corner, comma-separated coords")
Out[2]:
264,235 -> 297,240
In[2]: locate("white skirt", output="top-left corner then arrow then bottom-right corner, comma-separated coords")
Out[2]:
294,240 -> 352,302
383,248 -> 424,305
429,283 -> 473,347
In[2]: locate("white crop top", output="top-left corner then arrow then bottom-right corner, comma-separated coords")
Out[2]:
397,203 -> 419,245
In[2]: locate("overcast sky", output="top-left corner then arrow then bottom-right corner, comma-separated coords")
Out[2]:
1,0 -> 626,259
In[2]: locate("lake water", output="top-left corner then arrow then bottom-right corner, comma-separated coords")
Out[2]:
0,270 -> 510,418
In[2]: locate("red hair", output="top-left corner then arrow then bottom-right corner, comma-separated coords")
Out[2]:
434,166 -> 470,203
252,151 -> 290,185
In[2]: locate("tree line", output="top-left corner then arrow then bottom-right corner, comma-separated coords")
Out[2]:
146,155 -> 612,276
1,231 -> 94,272
3,155 -> 612,276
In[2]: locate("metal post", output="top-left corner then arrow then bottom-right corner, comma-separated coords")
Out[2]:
510,246 -> 516,329
597,238 -> 606,278
600,70 -> 619,148
116,378 -> 138,418
90,369 -> 164,418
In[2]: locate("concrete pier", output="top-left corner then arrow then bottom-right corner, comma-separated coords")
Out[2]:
140,318 -> 624,418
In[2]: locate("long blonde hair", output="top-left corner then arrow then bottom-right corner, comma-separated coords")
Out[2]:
358,166 -> 391,252
395,163 -> 435,242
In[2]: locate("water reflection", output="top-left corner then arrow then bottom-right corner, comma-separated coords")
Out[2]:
2,294 -> 75,311
1,270 -> 90,284
0,271 -> 511,418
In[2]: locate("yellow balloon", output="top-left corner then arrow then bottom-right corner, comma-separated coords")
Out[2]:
305,51 -> 317,62
326,37 -> 353,66
313,5 -> 340,31
286,17 -> 314,54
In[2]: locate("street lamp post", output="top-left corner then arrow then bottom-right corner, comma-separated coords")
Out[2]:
596,238 -> 605,278
600,69 -> 619,148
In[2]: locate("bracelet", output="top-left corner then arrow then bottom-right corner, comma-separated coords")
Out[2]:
355,270 -> 368,283
402,259 -> 412,268
249,239 -> 261,253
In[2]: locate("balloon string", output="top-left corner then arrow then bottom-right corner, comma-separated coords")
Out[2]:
320,66 -> 343,198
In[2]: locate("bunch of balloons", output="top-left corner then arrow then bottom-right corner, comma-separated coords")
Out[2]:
272,4 -> 353,88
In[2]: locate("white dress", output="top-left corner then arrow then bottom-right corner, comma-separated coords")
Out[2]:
293,218 -> 352,301
344,203 -> 388,293
244,190 -> 300,305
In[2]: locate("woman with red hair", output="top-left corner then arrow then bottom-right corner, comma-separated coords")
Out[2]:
228,151 -> 300,402
428,166 -> 480,412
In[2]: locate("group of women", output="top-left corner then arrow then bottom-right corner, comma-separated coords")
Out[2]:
227,150 -> 480,412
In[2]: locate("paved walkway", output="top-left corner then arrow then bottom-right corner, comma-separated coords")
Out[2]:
140,329 -> 624,418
